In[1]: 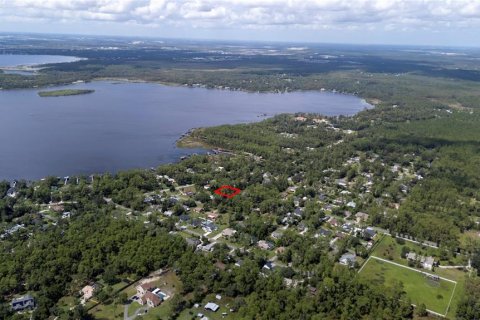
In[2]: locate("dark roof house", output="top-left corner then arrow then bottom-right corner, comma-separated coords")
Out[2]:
142,291 -> 162,307
363,227 -> 377,240
318,228 -> 332,237
263,261 -> 276,271
11,295 -> 35,311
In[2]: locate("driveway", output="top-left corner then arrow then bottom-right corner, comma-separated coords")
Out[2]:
124,303 -> 150,320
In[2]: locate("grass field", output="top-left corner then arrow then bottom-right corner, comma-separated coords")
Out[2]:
359,257 -> 456,316
369,234 -> 468,317
177,293 -> 237,320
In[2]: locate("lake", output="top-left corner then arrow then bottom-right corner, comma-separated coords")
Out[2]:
0,81 -> 370,180
0,54 -> 81,68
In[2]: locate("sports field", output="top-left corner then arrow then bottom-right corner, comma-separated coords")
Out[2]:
359,256 -> 457,316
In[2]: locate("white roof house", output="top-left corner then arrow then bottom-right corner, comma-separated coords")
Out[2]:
205,302 -> 220,312
339,253 -> 356,267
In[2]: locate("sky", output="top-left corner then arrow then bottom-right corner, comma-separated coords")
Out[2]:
1,0 -> 480,46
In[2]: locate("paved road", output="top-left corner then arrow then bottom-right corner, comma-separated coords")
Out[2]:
180,227 -> 240,251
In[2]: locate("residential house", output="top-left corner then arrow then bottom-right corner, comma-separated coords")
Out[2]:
346,201 -> 356,208
6,187 -> 17,198
406,253 -> 435,270
202,222 -> 217,233
222,228 -> 237,237
294,116 -> 307,121
80,284 -> 98,302
275,246 -> 286,254
191,219 -> 202,228
2,224 -> 25,239
271,230 -> 284,240
11,295 -> 35,311
336,232 -> 348,239
140,291 -> 162,307
293,207 -> 304,218
178,214 -> 190,222
186,237 -> 201,247
317,228 -> 332,238
406,252 -> 417,261
320,215 -> 330,223
355,212 -> 369,224
200,242 -> 216,252
284,278 -> 302,288
207,212 -> 219,221
262,261 -> 276,271
308,286 -> 317,296
339,253 -> 357,267
336,179 -> 348,188
422,256 -> 435,270
262,172 -> 272,184
342,223 -> 353,233
136,282 -> 155,297
362,227 -> 377,240
143,196 -> 155,204
49,203 -> 65,212
297,222 -> 307,232
324,203 -> 335,211
163,210 -> 173,217
293,197 -> 300,207
205,302 -> 220,312
180,185 -> 196,194
286,186 -> 298,194
168,197 -> 178,206
328,217 -> 339,227
257,240 -> 274,250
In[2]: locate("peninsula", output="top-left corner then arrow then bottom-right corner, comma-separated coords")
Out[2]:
38,89 -> 94,97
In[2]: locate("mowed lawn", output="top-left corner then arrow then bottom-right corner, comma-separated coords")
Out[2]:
359,257 -> 456,316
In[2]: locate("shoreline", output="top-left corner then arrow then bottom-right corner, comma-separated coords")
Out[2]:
0,78 -> 374,182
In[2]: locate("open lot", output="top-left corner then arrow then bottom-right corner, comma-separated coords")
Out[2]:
368,234 -> 469,317
359,256 -> 456,317
177,293 -> 237,320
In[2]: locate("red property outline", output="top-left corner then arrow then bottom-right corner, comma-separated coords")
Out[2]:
214,185 -> 241,199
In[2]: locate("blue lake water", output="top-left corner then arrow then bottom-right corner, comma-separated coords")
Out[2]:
0,54 -> 81,67
0,81 -> 370,180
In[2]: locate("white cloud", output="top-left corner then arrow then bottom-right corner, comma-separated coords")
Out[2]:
2,0 -> 480,31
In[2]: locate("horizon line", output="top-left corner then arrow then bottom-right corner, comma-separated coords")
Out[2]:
1,30 -> 480,50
